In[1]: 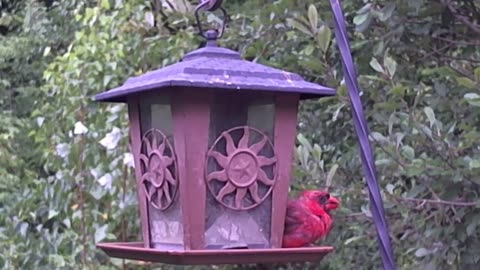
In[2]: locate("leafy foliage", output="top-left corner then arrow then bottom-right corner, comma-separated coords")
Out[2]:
1,0 -> 479,269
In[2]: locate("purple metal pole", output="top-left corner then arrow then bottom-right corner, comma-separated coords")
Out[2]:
328,1 -> 396,269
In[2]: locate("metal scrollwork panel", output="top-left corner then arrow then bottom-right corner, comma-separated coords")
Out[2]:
205,126 -> 278,210
140,129 -> 178,210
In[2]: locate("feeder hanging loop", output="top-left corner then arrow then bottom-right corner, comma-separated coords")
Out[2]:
195,0 -> 227,40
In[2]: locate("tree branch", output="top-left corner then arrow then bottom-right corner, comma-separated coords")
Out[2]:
370,136 -> 407,168
152,0 -> 178,34
395,196 -> 479,207
432,35 -> 480,46
441,0 -> 480,35
415,43 -> 453,64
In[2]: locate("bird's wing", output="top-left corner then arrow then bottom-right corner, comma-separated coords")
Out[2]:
283,200 -> 307,235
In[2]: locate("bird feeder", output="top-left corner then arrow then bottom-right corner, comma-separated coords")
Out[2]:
96,0 -> 337,265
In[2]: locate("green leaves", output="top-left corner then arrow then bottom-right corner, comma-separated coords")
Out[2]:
1,1 -> 150,268
249,1 -> 479,268
457,77 -> 476,89
353,3 -> 372,32
370,58 -> 385,73
475,67 -> 480,82
369,54 -> 397,78
326,164 -> 339,188
378,3 -> 396,22
101,0 -> 111,10
468,160 -> 480,170
317,25 -> 332,53
294,133 -> 336,189
401,145 -> 415,160
415,247 -> 433,258
384,55 -> 397,78
94,224 -> 109,243
423,107 -> 436,128
308,4 -> 318,31
48,255 -> 66,268
2,0 -> 480,269
464,93 -> 480,107
466,214 -> 480,236
288,4 -> 331,54
286,18 -> 311,36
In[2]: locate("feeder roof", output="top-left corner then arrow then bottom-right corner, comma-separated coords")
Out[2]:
95,43 -> 336,103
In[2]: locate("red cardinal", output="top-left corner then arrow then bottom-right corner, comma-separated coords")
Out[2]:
282,190 -> 340,248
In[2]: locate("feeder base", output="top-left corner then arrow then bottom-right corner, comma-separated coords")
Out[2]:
97,242 -> 334,265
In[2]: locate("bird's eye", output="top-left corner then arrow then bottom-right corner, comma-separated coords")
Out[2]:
318,194 -> 330,204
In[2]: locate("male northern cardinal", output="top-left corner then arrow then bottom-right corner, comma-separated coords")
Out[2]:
282,190 -> 340,248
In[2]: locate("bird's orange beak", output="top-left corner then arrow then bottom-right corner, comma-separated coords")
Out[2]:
326,196 -> 340,210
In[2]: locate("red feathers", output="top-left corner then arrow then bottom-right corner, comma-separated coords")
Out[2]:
282,190 -> 340,248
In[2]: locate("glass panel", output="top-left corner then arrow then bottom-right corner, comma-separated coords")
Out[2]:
205,92 -> 275,249
140,94 -> 184,250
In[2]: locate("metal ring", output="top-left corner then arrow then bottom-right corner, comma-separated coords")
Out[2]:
194,0 -> 227,40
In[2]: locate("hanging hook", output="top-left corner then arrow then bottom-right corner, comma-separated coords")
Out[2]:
194,0 -> 227,40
